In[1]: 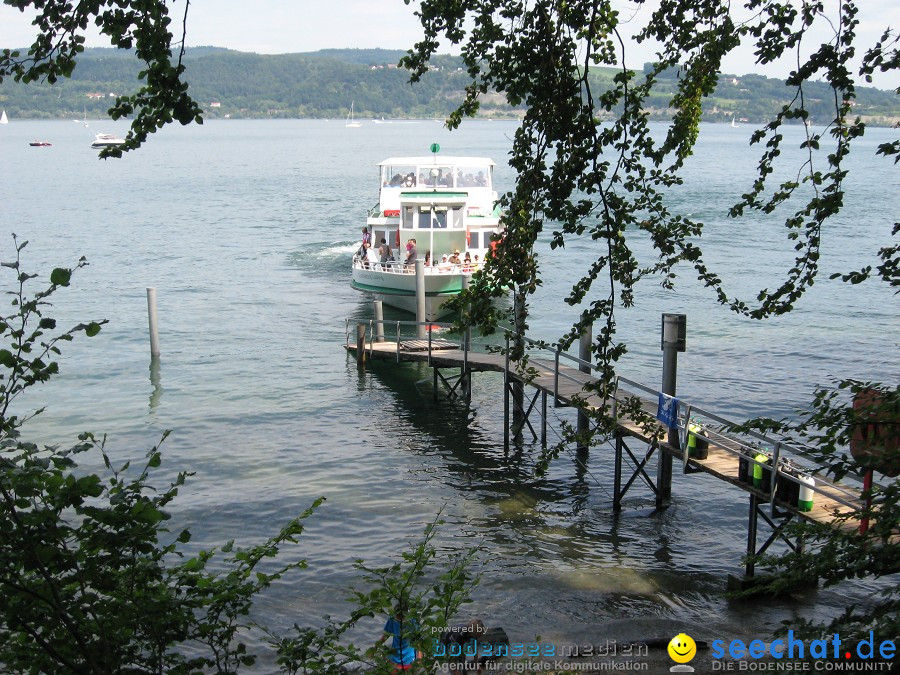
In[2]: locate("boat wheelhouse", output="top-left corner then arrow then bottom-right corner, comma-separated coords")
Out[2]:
351,154 -> 503,319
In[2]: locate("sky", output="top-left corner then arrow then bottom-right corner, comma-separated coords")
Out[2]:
0,0 -> 898,89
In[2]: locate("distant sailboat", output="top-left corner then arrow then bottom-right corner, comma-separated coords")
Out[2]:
0,110 -> 8,125
730,115 -> 737,128
345,101 -> 361,128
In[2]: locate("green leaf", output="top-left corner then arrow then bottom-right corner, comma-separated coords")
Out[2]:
49,267 -> 72,286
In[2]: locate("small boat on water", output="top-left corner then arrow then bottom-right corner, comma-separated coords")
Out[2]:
91,132 -> 125,148
351,149 -> 503,320
29,140 -> 52,147
345,101 -> 361,128
0,110 -> 8,124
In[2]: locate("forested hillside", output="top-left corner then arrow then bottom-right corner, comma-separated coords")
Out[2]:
0,47 -> 896,124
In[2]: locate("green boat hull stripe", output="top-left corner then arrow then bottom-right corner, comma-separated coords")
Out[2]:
351,281 -> 460,297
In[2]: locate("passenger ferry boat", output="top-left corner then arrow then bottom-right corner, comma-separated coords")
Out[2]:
351,152 -> 503,320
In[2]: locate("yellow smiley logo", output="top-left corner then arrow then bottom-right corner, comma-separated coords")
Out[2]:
667,633 -> 697,664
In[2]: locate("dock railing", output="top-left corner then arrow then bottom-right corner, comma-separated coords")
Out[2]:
512,330 -> 869,517
345,318 -> 872,517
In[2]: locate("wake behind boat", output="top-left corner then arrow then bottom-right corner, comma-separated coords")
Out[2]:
91,132 -> 125,148
351,148 -> 503,320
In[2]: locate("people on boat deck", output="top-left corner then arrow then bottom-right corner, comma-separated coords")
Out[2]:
356,228 -> 372,259
424,251 -> 432,267
365,242 -> 379,268
448,250 -> 461,266
437,255 -> 452,272
404,239 -> 417,269
463,251 -> 472,271
378,238 -> 393,265
472,254 -> 481,271
357,241 -> 376,268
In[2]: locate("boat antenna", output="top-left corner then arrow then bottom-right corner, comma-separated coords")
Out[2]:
430,142 -> 440,164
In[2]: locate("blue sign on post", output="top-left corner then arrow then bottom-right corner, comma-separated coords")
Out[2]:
657,393 -> 679,429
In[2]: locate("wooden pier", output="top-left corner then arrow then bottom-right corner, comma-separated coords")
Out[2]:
345,319 -> 878,588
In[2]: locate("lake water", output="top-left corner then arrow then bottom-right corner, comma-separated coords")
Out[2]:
1,118 -> 897,669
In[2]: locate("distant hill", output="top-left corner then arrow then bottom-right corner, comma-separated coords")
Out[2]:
0,47 -> 896,125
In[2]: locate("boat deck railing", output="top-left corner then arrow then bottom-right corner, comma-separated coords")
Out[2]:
345,317 -> 876,519
351,258 -> 479,275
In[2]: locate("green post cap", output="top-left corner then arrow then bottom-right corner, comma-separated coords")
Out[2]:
430,143 -> 440,154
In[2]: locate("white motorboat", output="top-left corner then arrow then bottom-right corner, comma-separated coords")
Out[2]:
351,150 -> 503,320
91,132 -> 125,148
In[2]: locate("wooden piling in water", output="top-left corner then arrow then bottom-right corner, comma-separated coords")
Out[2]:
146,287 -> 160,358
374,300 -> 385,342
657,313 -> 685,508
415,260 -> 426,338
356,323 -> 366,365
577,314 -> 591,453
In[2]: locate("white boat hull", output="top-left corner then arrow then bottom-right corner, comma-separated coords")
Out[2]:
351,264 -> 467,320
91,133 -> 125,148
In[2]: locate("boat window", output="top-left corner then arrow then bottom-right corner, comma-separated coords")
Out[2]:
433,207 -> 448,229
383,165 -> 418,188
418,165 -> 454,188
456,166 -> 491,188
402,206 -> 415,228
451,207 -> 464,228
412,206 -> 448,229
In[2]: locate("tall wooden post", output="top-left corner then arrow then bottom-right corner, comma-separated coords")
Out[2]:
356,323 -> 366,366
577,314 -> 591,453
461,274 -> 471,401
373,300 -> 385,342
415,260 -> 426,338
657,313 -> 686,509
511,289 -> 525,443
146,287 -> 160,358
